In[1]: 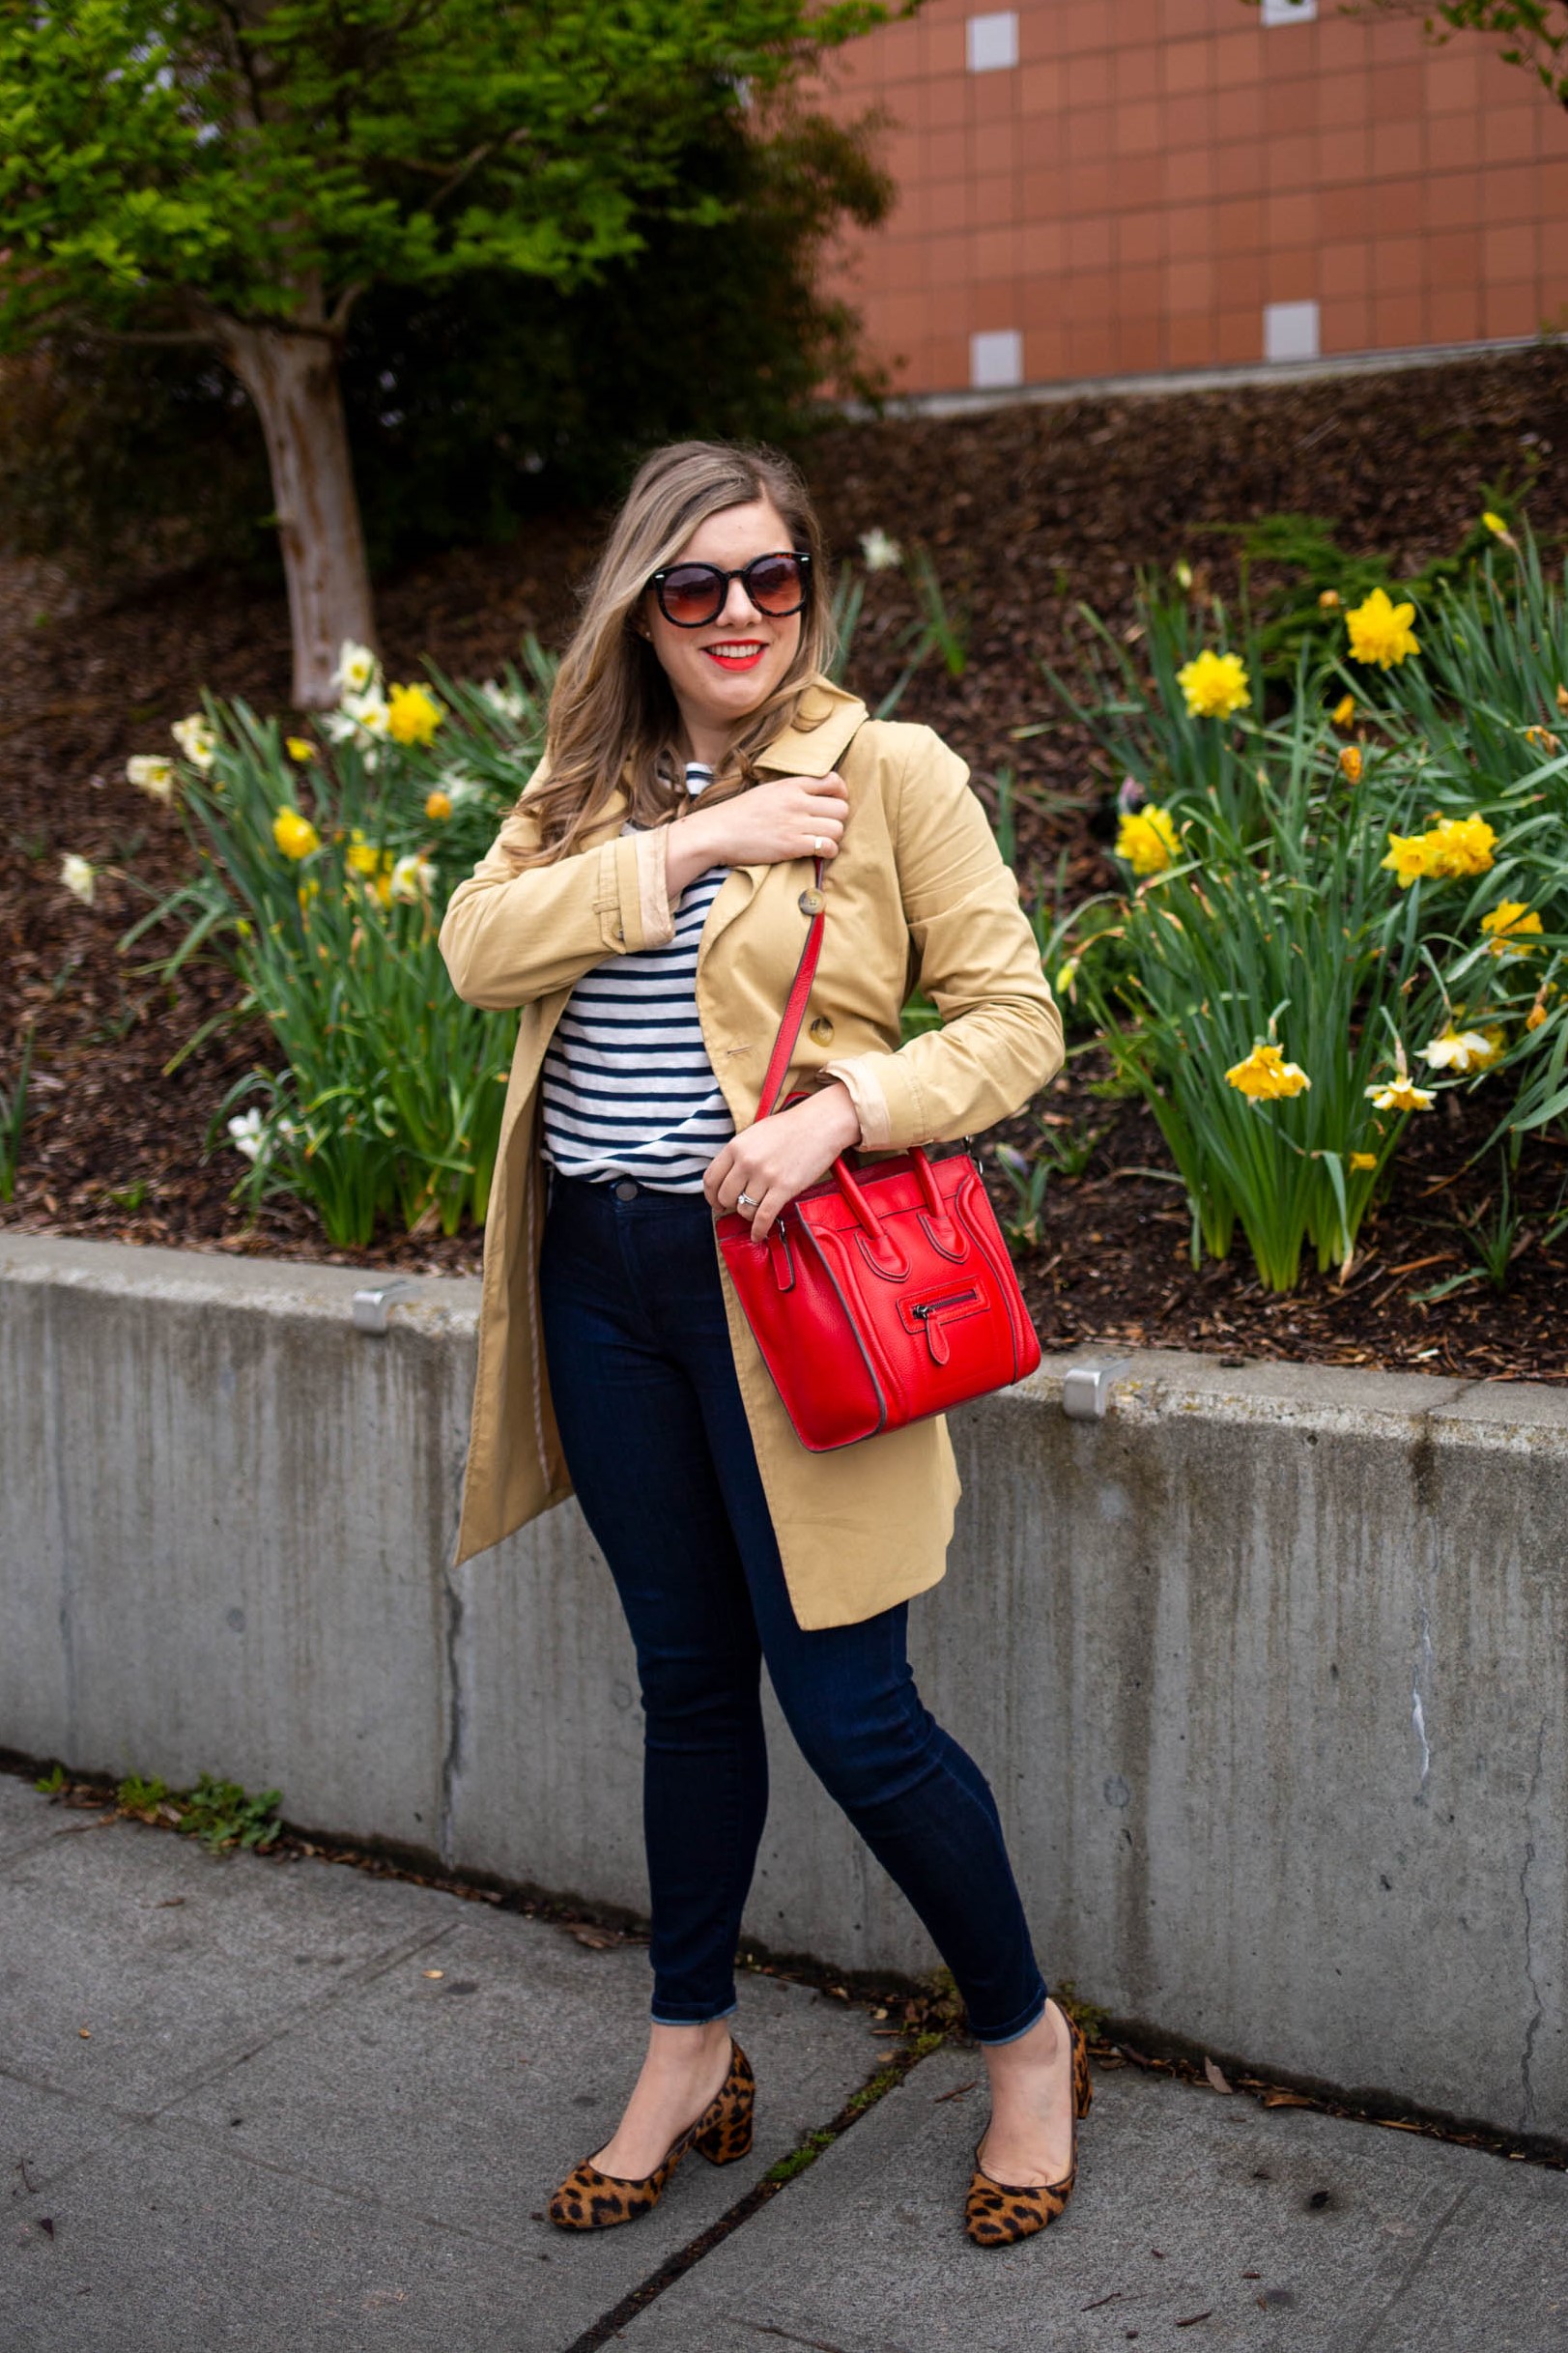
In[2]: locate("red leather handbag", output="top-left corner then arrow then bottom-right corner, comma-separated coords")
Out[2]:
715,855 -> 1042,1450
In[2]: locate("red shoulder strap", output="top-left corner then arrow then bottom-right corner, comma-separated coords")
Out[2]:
755,853 -> 826,1122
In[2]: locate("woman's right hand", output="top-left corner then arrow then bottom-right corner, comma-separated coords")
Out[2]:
666,771 -> 848,899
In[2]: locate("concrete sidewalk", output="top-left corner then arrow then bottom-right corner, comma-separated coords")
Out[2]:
4,1771 -> 1565,2353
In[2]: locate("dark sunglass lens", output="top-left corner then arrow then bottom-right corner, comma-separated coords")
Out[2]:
747,555 -> 806,614
660,565 -> 723,625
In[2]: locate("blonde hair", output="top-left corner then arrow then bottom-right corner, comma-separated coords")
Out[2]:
508,440 -> 837,868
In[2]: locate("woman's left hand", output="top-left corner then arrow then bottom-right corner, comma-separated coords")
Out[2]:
705,1082 -> 862,1241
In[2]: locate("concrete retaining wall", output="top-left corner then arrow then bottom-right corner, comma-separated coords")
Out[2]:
2,1231 -> 1563,2139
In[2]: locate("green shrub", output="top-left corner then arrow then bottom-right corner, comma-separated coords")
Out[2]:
1056,526 -> 1568,1291
126,653 -> 549,1248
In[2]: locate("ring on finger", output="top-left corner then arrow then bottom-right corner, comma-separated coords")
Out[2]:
737,1191 -> 758,1210
811,835 -> 826,852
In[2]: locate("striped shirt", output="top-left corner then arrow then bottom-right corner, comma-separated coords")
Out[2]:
540,763 -> 735,1191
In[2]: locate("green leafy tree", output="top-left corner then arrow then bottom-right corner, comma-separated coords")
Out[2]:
0,103 -> 894,581
0,1 -> 908,703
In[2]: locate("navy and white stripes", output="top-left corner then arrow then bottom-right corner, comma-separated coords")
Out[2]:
540,764 -> 735,1191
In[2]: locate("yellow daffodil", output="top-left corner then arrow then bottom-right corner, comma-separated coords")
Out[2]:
1346,588 -> 1420,669
1557,684 -> 1568,717
335,640 -> 379,697
1177,648 -> 1251,721
272,809 -> 320,862
1482,511 -> 1508,536
1115,804 -> 1182,876
1338,744 -> 1362,785
60,852 -> 96,904
1318,588 -> 1341,610
1350,1151 -> 1378,1172
1382,831 -> 1435,886
424,789 -> 453,821
1331,694 -> 1355,727
1426,814 -> 1497,877
1381,813 -> 1496,886
1366,1076 -> 1435,1113
1418,1024 -> 1504,1075
285,736 -> 317,762
345,830 -> 381,877
1481,901 -> 1543,958
386,681 -> 444,746
297,878 -> 321,913
1526,1000 -> 1549,1031
127,755 -> 176,803
1224,1043 -> 1311,1101
1055,957 -> 1080,998
171,714 -> 216,770
1525,725 -> 1562,758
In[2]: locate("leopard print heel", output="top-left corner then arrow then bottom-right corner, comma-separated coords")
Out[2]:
963,2007 -> 1091,2250
548,2041 -> 755,2231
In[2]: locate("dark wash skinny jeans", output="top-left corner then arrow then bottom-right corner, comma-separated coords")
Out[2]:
537,1165 -> 1048,2046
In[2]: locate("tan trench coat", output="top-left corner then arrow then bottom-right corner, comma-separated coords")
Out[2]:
438,677 -> 1064,1629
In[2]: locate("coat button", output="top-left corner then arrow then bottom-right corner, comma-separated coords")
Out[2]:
798,888 -> 824,915
809,1015 -> 834,1043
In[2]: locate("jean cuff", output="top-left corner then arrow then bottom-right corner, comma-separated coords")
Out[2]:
649,1997 -> 739,2028
969,1983 -> 1049,2048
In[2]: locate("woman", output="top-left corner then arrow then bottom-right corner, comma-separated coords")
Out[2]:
439,441 -> 1086,2249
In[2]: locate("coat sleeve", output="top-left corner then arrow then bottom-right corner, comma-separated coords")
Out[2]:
821,730 -> 1064,1151
439,769 -> 676,1010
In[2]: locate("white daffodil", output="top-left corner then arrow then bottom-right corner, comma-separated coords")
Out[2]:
479,679 -> 527,722
171,714 -> 217,770
388,852 -> 436,904
60,853 -> 96,904
335,640 -> 379,697
342,688 -> 390,736
436,767 -> 482,807
127,755 -> 177,803
227,1107 -> 270,1162
1418,1025 -> 1503,1075
859,527 -> 902,572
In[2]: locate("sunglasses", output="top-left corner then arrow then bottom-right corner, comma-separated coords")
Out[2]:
646,549 -> 812,629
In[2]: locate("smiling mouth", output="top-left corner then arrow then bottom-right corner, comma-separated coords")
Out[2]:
701,641 -> 766,671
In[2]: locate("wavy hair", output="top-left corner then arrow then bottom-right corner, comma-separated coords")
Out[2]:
505,440 -> 837,868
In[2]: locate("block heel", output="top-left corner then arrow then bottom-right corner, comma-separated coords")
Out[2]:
548,2041 -> 755,2230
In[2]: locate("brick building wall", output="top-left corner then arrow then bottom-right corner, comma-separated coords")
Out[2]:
815,0 -> 1568,396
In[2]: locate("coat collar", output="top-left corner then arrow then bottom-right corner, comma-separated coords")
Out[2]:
751,677 -> 869,776
601,676 -> 869,815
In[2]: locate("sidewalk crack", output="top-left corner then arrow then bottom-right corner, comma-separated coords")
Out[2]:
1345,2184 -> 1472,2353
553,2035 -> 949,2353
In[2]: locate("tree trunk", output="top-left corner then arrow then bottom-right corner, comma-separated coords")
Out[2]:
219,320 -> 377,708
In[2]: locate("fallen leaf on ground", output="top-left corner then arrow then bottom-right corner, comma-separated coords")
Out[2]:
1204,2057 -> 1234,2095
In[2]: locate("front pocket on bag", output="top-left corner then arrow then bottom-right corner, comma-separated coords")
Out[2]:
900,1284 -> 985,1364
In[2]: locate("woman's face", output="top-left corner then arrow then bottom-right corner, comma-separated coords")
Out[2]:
641,497 -> 804,745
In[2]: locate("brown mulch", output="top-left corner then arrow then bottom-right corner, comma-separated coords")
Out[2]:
5,346 -> 1568,1373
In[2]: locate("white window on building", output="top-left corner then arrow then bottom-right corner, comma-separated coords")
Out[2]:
971,329 -> 1024,391
1260,0 -> 1317,23
1264,300 -> 1321,362
966,11 -> 1019,73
